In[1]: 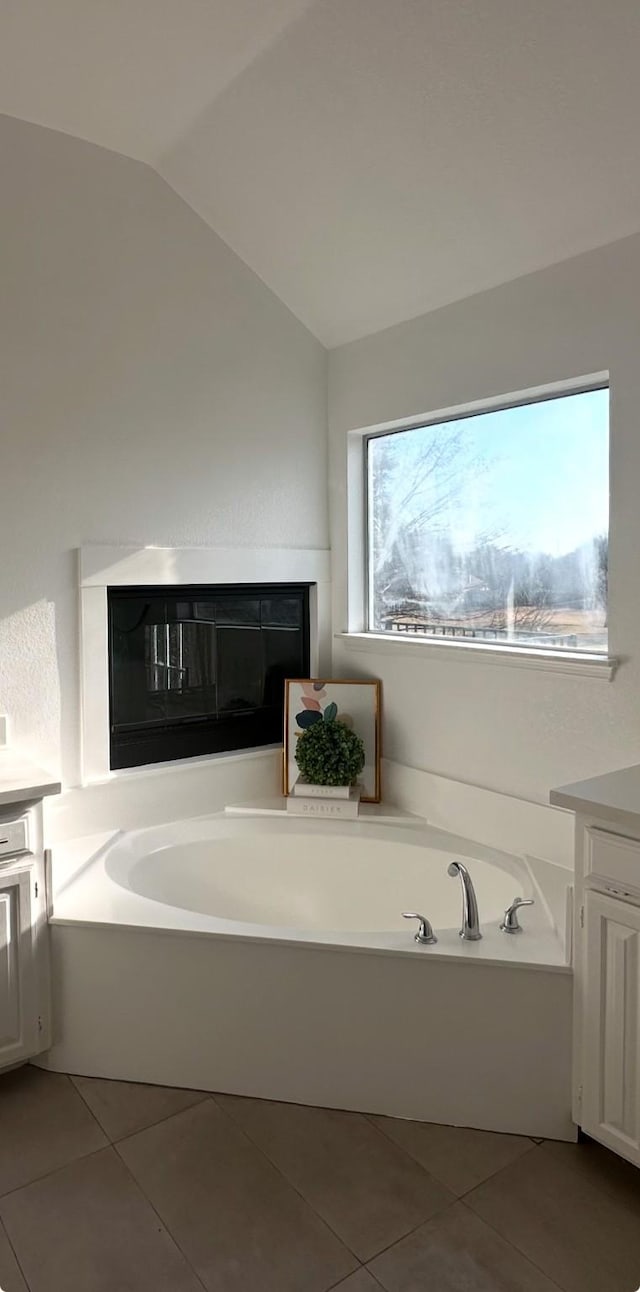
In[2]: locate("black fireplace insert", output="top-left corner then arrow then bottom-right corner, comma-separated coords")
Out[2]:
108,583 -> 311,770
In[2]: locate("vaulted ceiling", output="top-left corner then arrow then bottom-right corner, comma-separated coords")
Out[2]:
3,0 -> 640,345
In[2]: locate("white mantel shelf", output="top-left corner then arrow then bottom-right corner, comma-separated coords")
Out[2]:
0,749 -> 61,807
551,763 -> 640,832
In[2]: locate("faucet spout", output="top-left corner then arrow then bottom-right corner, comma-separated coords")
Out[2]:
447,860 -> 482,941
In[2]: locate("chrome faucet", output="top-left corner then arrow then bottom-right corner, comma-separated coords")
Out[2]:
447,860 -> 482,940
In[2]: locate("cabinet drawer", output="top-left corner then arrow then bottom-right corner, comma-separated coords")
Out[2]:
586,828 -> 640,896
0,819 -> 30,861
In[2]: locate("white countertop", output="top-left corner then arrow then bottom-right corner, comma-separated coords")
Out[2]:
0,748 -> 61,807
551,763 -> 640,832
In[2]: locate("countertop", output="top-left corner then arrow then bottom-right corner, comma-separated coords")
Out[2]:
0,748 -> 61,807
550,763 -> 640,833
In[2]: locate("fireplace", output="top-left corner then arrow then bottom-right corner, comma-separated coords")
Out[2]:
108,583 -> 310,770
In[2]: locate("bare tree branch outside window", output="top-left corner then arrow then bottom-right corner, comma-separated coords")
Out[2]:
367,388 -> 609,652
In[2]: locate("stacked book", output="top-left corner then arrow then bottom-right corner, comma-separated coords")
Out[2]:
286,779 -> 362,818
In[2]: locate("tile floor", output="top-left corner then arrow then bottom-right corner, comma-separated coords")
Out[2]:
0,1066 -> 638,1291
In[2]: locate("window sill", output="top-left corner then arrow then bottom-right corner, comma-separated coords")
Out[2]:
336,632 -> 618,680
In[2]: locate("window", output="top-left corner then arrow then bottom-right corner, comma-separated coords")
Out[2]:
366,386 -> 609,654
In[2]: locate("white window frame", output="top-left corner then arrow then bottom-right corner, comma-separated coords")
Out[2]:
340,374 -> 617,680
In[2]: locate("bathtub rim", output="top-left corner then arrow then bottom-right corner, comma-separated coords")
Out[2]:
50,811 -> 570,973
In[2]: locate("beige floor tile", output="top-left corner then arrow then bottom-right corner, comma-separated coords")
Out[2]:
541,1134 -> 640,1202
368,1201 -> 561,1291
333,1272 -> 382,1291
0,1147 -> 202,1292
216,1094 -> 454,1262
0,1221 -> 28,1292
71,1073 -> 208,1140
118,1099 -> 357,1292
466,1140 -> 640,1292
0,1066 -> 107,1195
370,1114 -> 535,1196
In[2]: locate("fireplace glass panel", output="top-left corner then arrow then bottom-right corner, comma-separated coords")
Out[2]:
263,629 -> 305,706
110,596 -> 169,728
261,597 -> 302,627
214,598 -> 261,626
217,627 -> 263,713
108,583 -> 310,769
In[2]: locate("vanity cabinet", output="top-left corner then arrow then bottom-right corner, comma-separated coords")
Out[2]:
581,887 -> 640,1165
550,767 -> 640,1168
0,796 -> 56,1071
0,749 -> 61,1071
0,863 -> 41,1067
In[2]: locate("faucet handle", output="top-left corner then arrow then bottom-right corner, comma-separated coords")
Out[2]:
402,912 -> 437,945
500,896 -> 534,934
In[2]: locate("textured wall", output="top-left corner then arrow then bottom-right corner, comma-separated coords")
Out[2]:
0,114 -> 327,786
329,233 -> 640,803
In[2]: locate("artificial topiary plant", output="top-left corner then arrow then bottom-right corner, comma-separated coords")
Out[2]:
295,717 -> 365,787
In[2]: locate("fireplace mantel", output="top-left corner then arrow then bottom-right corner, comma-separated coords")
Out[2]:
79,545 -> 331,784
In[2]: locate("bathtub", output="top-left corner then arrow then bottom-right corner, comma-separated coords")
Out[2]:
41,812 -> 575,1139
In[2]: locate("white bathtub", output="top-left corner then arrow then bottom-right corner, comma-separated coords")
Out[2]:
41,812 -> 575,1139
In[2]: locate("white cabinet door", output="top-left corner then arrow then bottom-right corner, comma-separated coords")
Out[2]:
0,868 -> 38,1068
582,889 -> 640,1166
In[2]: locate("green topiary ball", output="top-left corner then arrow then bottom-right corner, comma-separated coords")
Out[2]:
295,718 -> 365,787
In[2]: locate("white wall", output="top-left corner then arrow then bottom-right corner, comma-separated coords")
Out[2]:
329,233 -> 640,805
4,108 -> 640,821
0,114 -> 327,789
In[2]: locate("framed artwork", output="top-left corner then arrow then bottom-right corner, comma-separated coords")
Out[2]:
283,678 -> 381,801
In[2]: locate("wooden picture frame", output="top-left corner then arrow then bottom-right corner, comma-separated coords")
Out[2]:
283,678 -> 382,802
